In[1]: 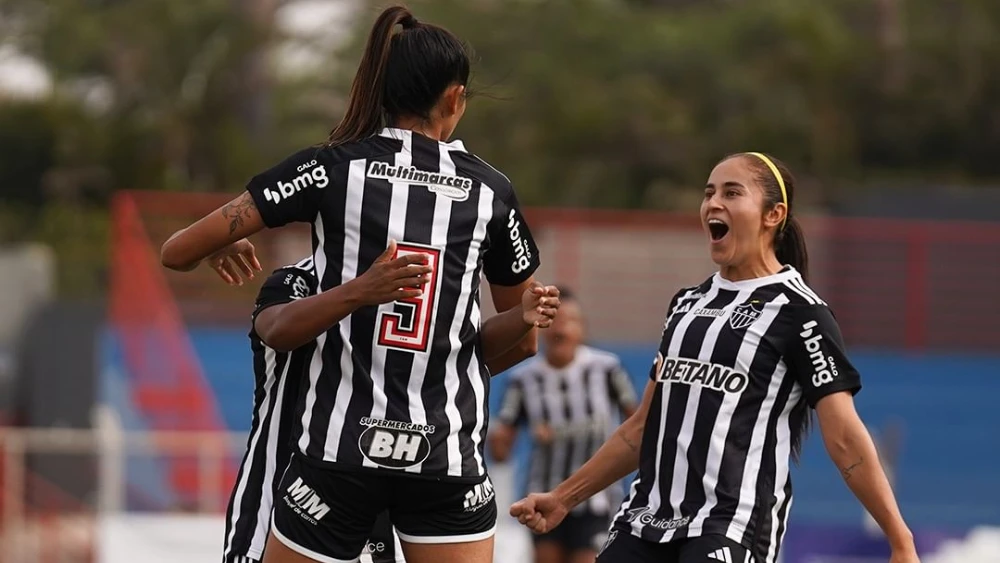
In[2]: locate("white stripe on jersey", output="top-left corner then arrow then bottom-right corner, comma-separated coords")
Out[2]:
404,142 -> 453,475
725,297 -> 791,541
624,286 -> 701,537
441,183 -> 492,476
363,132 -> 413,469
298,213 -> 327,455
686,293 -> 790,538
223,348 -> 292,560
644,285 -> 724,537
659,287 -> 754,543
325,159 -> 367,459
763,378 -> 796,563
460,158 -> 488,476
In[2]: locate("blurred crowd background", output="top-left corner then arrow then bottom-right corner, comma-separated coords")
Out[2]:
0,0 -> 998,562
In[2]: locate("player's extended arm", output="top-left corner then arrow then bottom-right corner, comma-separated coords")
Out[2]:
487,423 -> 518,462
161,191 -> 264,274
549,379 -> 655,511
483,279 -> 558,375
254,242 -> 432,352
253,288 -> 366,352
816,392 -> 917,555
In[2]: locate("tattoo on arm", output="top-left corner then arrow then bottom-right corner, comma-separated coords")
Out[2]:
616,429 -> 639,453
841,457 -> 864,481
221,193 -> 257,235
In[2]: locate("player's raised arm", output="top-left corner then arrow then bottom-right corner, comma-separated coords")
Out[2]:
160,191 -> 264,283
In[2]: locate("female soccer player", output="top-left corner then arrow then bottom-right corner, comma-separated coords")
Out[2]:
161,6 -> 559,563
510,153 -> 920,563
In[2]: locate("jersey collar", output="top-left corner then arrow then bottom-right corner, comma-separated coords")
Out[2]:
378,127 -> 467,153
711,265 -> 798,291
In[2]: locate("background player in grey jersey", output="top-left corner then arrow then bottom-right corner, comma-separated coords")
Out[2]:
510,154 -> 919,563
490,289 -> 638,563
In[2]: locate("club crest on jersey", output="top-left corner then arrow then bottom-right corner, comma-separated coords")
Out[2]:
358,418 -> 435,469
729,299 -> 764,330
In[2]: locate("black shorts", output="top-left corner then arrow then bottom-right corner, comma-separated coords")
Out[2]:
362,511 -> 403,563
533,511 -> 612,553
271,453 -> 497,562
596,531 -> 754,563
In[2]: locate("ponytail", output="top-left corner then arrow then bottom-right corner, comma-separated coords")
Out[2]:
327,6 -> 418,147
775,216 -> 810,283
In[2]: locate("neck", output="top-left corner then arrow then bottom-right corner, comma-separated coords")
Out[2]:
546,350 -> 576,369
392,116 -> 446,141
719,252 -> 784,282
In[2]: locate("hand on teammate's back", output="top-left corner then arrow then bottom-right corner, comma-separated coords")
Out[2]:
353,239 -> 434,306
510,491 -> 569,535
523,283 -> 561,328
208,238 -> 262,286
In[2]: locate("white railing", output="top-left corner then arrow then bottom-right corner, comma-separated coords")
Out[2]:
0,407 -> 248,562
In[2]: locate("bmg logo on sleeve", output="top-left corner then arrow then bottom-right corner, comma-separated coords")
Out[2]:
507,208 -> 533,274
263,160 -> 329,204
799,320 -> 839,387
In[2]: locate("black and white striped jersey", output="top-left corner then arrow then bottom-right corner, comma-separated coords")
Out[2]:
497,345 -> 638,516
612,267 -> 862,563
223,257 -> 317,563
245,128 -> 541,482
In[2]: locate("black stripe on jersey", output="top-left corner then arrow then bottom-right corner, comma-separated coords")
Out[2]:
671,285 -> 780,543
422,178 -> 478,475
302,162 -> 350,460
744,367 -> 796,562
225,342 -> 312,561
641,288 -> 741,543
339,151 -> 394,459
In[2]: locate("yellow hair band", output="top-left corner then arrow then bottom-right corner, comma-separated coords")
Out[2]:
747,152 -> 787,230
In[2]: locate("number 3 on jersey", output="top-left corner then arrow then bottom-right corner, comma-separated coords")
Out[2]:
377,242 -> 442,353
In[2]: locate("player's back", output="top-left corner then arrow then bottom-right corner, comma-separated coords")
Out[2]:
246,128 -> 541,481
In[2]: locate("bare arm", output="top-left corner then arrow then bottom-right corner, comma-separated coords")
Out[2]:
483,279 -> 539,374
161,191 -> 264,273
488,422 -> 518,462
253,285 -> 365,352
551,380 -> 656,511
253,241 -> 432,352
816,392 -> 916,553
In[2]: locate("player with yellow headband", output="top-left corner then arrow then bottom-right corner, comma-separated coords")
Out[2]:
510,153 -> 920,563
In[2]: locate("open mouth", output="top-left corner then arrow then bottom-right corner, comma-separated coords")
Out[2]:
708,218 -> 730,242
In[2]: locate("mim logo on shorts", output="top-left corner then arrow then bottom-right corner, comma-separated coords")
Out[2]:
654,353 -> 749,394
367,161 -> 473,201
358,418 -> 434,469
283,477 -> 330,525
462,477 -> 495,513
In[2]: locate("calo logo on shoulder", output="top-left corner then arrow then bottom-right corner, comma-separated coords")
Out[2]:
729,299 -> 764,330
358,422 -> 432,469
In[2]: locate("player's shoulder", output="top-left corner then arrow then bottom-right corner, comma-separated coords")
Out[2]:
579,345 -> 623,369
258,257 -> 318,298
509,355 -> 547,380
772,269 -> 829,308
450,148 -> 515,198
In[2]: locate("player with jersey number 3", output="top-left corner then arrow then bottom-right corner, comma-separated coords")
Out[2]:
161,5 -> 561,563
510,153 -> 920,563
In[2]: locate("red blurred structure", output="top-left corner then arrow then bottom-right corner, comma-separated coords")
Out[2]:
108,193 -> 237,508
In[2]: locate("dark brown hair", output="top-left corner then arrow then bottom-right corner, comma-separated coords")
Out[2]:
723,152 -> 810,283
327,5 -> 471,147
